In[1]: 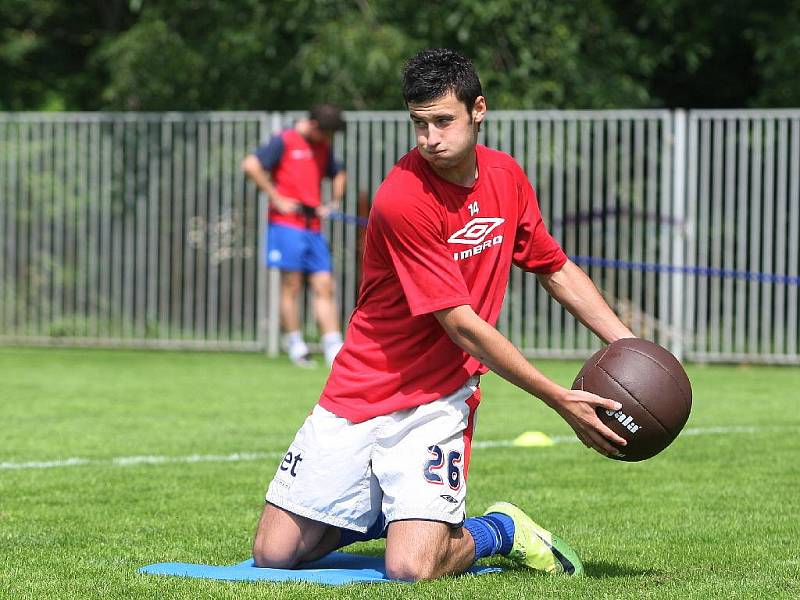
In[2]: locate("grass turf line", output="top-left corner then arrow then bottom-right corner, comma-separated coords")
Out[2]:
0,345 -> 798,599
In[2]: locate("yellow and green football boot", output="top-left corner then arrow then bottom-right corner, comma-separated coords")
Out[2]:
484,502 -> 584,576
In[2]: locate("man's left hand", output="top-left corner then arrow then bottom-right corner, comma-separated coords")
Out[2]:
316,203 -> 341,219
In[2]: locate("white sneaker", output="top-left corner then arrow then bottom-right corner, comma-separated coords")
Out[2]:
287,340 -> 316,369
289,353 -> 317,369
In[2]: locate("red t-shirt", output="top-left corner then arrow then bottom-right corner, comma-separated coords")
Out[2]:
262,129 -> 333,232
319,145 -> 567,423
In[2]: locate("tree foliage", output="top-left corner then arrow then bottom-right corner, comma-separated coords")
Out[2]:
1,0 -> 798,111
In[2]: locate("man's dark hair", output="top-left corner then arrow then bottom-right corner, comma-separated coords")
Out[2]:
402,48 -> 483,112
310,103 -> 345,131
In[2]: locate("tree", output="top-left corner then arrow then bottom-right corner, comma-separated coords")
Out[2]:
1,0 -> 798,111
0,0 -> 134,110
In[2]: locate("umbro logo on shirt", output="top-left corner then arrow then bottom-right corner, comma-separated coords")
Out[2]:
448,217 -> 504,245
449,217 -> 505,261
290,149 -> 313,160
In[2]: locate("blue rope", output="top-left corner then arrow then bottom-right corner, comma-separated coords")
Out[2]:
570,256 -> 800,286
325,213 -> 799,286
327,212 -> 369,226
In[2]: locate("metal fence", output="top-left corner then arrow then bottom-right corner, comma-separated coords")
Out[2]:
0,112 -> 267,350
1,109 -> 798,364
683,110 -> 800,364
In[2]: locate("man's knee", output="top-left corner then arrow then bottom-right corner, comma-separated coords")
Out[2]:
384,520 -> 467,581
281,272 -> 303,295
310,273 -> 335,297
252,524 -> 300,569
251,504 -> 304,569
252,503 -> 334,569
384,552 -> 443,582
252,541 -> 297,569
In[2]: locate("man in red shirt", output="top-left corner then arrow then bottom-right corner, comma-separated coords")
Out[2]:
242,104 -> 347,367
252,50 -> 635,580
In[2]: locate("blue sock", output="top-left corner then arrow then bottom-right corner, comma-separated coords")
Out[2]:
337,515 -> 387,549
464,513 -> 515,560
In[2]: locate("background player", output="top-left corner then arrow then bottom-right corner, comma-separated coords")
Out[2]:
252,49 -> 635,580
242,104 -> 347,367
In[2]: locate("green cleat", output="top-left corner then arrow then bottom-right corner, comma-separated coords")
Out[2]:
484,501 -> 584,576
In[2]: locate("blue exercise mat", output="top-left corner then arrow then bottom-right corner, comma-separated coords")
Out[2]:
139,551 -> 501,585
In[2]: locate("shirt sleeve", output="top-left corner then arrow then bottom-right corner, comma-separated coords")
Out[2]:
371,189 -> 472,316
512,177 -> 568,273
254,135 -> 285,171
326,148 -> 343,178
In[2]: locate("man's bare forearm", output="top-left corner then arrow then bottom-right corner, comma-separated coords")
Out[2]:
434,304 -> 626,456
331,171 -> 346,205
242,155 -> 278,200
537,260 -> 634,343
435,305 -> 565,407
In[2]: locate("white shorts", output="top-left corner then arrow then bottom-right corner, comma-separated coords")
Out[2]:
265,377 -> 480,533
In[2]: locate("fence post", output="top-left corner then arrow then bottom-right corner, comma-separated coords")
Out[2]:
670,109 -> 688,360
257,112 -> 281,357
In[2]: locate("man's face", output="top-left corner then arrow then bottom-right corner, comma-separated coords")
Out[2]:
408,91 -> 486,170
308,123 -> 334,144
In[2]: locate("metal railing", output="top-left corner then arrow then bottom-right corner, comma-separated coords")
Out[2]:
1,109 -> 798,364
683,110 -> 800,363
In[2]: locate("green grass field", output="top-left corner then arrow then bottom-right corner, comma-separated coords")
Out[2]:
1,345 -> 798,599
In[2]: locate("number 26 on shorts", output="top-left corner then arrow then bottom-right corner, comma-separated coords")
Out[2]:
423,444 -> 462,491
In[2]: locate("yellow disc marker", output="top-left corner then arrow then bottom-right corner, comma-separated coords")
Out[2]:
512,431 -> 555,447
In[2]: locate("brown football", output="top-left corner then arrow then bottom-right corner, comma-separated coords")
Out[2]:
571,338 -> 692,461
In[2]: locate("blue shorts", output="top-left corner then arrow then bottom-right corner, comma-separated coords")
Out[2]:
265,223 -> 332,274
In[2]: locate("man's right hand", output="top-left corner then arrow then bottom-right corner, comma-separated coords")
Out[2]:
434,304 -> 629,459
270,194 -> 300,214
551,388 -> 628,458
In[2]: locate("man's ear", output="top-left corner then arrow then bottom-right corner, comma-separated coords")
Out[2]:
472,96 -> 487,124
